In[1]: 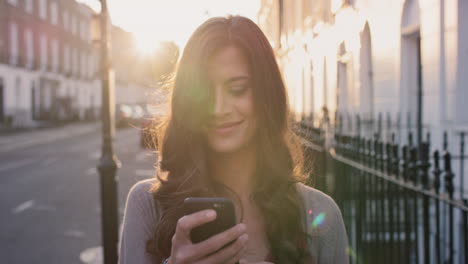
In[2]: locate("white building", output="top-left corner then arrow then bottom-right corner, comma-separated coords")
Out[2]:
0,0 -> 101,128
258,0 -> 468,151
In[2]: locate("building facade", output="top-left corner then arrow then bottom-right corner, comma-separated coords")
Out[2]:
258,0 -> 468,150
111,26 -> 152,106
0,0 -> 100,128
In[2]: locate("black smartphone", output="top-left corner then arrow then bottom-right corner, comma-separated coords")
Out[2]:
183,197 -> 236,244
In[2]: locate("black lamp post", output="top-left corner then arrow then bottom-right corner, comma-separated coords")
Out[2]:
96,0 -> 121,263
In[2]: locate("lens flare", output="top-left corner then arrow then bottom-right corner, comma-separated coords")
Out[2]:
311,212 -> 326,228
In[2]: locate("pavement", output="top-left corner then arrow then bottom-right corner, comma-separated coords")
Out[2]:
0,122 -> 101,154
0,124 -> 158,264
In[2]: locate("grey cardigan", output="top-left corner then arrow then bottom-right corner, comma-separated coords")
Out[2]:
118,178 -> 349,264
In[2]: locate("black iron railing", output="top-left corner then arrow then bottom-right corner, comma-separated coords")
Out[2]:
295,118 -> 468,264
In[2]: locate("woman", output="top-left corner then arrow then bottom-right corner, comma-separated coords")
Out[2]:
119,16 -> 348,264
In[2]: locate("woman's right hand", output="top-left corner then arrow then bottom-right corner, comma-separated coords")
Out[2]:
169,209 -> 249,264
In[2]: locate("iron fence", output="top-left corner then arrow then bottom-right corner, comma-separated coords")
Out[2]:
295,116 -> 468,264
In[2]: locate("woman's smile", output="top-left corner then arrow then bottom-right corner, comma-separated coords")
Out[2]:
212,120 -> 244,135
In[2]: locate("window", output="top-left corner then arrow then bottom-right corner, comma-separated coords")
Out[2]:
81,51 -> 87,78
72,48 -> 78,75
51,39 -> 59,72
81,21 -> 88,41
89,53 -> 97,79
15,77 -> 22,109
25,28 -> 34,68
87,53 -> 92,79
9,22 -> 19,65
77,18 -> 81,39
64,44 -> 70,73
50,1 -> 58,25
71,15 -> 77,35
63,11 -> 69,32
39,0 -> 47,20
31,81 -> 37,120
25,0 -> 33,13
0,78 -> 4,122
40,35 -> 48,70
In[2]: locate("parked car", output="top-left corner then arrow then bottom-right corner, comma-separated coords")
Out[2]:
131,105 -> 145,125
115,104 -> 133,128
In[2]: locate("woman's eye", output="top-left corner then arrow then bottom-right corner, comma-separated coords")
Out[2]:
230,85 -> 247,96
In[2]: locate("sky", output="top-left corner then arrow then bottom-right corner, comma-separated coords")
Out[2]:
77,0 -> 260,53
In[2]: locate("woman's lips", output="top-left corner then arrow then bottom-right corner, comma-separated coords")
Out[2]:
212,120 -> 243,135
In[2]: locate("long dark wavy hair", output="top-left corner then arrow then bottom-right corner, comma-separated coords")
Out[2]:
147,15 -> 311,263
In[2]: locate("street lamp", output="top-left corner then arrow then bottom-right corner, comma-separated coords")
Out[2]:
92,0 -> 121,263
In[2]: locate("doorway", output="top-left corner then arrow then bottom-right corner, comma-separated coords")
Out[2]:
400,0 -> 422,144
0,79 -> 4,123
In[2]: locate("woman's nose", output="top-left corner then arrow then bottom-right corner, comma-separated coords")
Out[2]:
213,88 -> 230,116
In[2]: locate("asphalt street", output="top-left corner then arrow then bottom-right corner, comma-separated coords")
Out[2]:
0,125 -> 158,264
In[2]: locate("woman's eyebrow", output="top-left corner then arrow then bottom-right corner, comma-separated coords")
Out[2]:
224,76 -> 249,85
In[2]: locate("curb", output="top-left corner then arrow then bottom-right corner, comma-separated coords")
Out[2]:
0,122 -> 100,154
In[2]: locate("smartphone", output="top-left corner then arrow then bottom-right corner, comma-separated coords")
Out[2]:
183,197 -> 236,244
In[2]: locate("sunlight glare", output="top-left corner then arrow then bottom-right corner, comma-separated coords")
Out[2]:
107,0 -> 259,49
135,32 -> 162,56
77,0 -> 260,56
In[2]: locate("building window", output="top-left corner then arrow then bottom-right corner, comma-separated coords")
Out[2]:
0,78 -> 4,122
9,22 -> 19,65
51,39 -> 59,72
25,28 -> 34,69
64,44 -> 70,73
25,0 -> 33,13
72,48 -> 78,75
7,0 -> 18,6
63,10 -> 69,32
50,1 -> 58,25
88,53 -> 96,79
88,53 -> 92,79
40,35 -> 48,70
81,21 -> 88,41
71,15 -> 77,35
31,81 -> 37,120
39,0 -> 47,20
15,77 -> 22,110
81,51 -> 88,78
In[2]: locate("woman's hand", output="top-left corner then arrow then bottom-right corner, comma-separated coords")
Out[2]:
169,209 -> 249,264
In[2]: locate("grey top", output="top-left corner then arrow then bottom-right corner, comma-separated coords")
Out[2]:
118,178 -> 349,264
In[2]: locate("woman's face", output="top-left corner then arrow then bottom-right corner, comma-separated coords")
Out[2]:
204,45 -> 256,153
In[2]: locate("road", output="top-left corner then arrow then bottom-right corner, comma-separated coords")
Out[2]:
0,125 -> 158,264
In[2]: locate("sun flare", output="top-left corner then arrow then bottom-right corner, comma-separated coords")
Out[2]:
135,33 -> 162,56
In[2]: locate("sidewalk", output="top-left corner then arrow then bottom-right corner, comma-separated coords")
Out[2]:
0,121 -> 100,154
